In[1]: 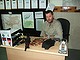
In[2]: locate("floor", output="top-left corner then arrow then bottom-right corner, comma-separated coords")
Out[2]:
65,49 -> 80,60
0,47 -> 80,60
0,47 -> 8,60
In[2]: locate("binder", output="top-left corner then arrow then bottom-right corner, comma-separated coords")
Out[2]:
5,0 -> 11,9
11,0 -> 17,9
0,0 -> 5,9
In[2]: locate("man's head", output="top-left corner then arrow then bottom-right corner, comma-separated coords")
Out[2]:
45,10 -> 54,23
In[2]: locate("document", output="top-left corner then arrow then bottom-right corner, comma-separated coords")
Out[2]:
24,0 -> 30,9
5,0 -> 11,9
39,0 -> 46,9
11,0 -> 17,9
31,0 -> 38,9
0,0 -> 5,9
18,0 -> 23,9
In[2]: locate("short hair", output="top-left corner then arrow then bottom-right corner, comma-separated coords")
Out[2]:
45,10 -> 53,15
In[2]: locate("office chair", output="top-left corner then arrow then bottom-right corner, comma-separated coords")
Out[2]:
57,18 -> 70,42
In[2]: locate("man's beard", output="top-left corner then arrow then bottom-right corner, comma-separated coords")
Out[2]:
47,18 -> 54,23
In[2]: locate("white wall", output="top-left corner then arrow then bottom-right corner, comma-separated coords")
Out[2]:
54,12 -> 80,50
49,0 -> 62,6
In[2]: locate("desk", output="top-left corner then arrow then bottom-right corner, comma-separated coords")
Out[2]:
1,37 -> 68,60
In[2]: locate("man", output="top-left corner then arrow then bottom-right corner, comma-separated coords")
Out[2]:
40,10 -> 63,40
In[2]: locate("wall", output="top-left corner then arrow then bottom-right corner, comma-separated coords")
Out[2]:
54,12 -> 80,50
49,0 -> 62,6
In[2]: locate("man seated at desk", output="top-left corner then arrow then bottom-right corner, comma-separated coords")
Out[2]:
39,10 -> 63,50
40,10 -> 63,41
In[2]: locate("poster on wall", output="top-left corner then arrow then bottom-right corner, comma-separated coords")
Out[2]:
18,0 -> 23,9
5,0 -> 11,9
0,30 -> 12,46
0,0 -> 5,9
1,14 -> 22,34
11,0 -> 17,9
22,12 -> 34,28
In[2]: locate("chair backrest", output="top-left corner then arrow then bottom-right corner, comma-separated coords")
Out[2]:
57,18 -> 70,42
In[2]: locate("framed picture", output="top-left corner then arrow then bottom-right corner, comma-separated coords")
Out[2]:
1,14 -> 22,34
24,0 -> 30,9
31,0 -> 38,9
5,0 -> 11,9
11,0 -> 17,9
18,0 -> 23,9
39,0 -> 46,9
36,18 -> 44,31
35,11 -> 44,18
0,0 -> 5,9
22,12 -> 34,28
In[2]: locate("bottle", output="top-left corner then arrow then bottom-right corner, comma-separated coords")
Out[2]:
25,33 -> 31,51
58,39 -> 67,54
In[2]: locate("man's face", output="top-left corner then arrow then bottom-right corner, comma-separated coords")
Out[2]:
46,12 -> 54,23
